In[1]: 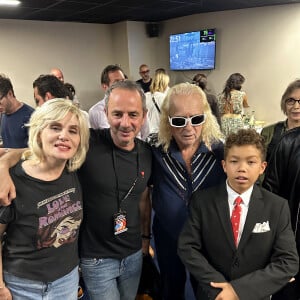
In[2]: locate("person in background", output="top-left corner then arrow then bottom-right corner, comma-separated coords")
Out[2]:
178,129 -> 298,300
89,64 -> 125,129
136,64 -> 152,93
261,79 -> 300,163
89,64 -> 149,140
145,70 -> 169,137
64,83 -> 76,102
51,68 -> 81,108
218,73 -> 249,136
150,82 -> 226,300
33,75 -> 69,107
263,126 -> 300,300
0,74 -> 34,149
192,73 -> 221,126
50,67 -> 64,83
155,68 -> 167,75
64,83 -> 90,128
0,99 -> 89,300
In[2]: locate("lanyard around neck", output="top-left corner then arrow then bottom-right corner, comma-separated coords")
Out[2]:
111,142 -> 140,212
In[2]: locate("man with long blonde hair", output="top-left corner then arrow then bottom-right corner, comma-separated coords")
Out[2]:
151,82 -> 226,300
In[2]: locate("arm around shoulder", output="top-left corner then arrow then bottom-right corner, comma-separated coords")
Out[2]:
0,148 -> 25,206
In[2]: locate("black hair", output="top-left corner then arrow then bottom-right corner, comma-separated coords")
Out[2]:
0,74 -> 15,98
224,129 -> 266,161
222,73 -> 245,100
192,73 -> 207,90
100,65 -> 124,85
33,75 -> 69,100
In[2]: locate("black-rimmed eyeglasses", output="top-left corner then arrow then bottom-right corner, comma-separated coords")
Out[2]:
168,114 -> 206,128
286,98 -> 300,106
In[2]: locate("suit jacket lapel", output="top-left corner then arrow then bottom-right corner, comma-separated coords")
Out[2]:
238,185 -> 264,249
215,183 -> 237,250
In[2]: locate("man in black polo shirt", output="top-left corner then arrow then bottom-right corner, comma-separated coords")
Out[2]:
136,64 -> 152,93
78,80 -> 152,299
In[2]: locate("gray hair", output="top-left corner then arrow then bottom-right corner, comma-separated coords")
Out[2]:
280,79 -> 300,114
105,80 -> 147,111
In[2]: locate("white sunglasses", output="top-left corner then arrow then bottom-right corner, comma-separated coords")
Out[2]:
168,114 -> 206,127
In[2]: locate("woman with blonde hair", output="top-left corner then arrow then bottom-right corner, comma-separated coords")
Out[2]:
0,98 -> 89,300
151,82 -> 226,299
145,71 -> 170,137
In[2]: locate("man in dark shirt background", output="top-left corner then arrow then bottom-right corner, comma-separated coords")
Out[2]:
136,64 -> 152,93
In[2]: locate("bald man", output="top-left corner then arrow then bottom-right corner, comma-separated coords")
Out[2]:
50,68 -> 64,83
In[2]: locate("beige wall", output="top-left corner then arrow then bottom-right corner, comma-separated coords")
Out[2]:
111,21 -> 130,76
0,19 -> 111,110
126,21 -> 160,80
154,4 -> 300,124
1,3 -> 300,124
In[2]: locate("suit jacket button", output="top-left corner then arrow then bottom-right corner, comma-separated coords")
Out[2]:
232,258 -> 239,267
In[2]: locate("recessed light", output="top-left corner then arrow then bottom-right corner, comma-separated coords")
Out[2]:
0,0 -> 21,6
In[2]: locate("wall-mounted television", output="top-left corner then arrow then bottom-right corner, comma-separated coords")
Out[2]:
169,29 -> 216,71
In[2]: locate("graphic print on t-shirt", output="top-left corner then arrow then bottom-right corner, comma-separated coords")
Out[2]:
36,188 -> 82,249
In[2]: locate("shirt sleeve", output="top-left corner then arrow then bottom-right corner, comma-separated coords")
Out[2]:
0,205 -> 15,224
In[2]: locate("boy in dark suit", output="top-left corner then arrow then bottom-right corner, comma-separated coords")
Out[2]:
178,129 -> 299,300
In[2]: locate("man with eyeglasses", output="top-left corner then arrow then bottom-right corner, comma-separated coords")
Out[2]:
150,82 -> 226,300
136,64 -> 152,93
0,74 -> 34,151
261,79 -> 300,164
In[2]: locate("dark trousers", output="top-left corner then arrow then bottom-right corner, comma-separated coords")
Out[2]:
153,216 -> 197,300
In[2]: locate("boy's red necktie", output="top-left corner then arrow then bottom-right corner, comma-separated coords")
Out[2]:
231,196 -> 242,247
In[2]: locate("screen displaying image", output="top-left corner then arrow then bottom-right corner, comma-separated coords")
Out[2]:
170,29 -> 216,71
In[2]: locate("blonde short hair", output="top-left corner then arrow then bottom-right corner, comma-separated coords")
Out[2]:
158,82 -> 223,152
23,98 -> 89,172
150,72 -> 170,94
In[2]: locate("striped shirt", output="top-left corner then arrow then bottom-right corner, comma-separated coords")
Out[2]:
151,139 -> 226,238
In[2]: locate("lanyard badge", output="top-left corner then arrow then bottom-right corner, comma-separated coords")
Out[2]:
111,141 -> 141,236
113,211 -> 128,235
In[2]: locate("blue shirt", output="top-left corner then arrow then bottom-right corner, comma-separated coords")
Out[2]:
151,139 -> 226,238
1,103 -> 34,148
